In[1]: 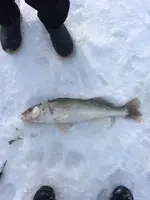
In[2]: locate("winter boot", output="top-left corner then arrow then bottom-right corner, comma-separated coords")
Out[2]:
33,186 -> 56,200
0,4 -> 22,53
44,23 -> 73,57
109,186 -> 134,200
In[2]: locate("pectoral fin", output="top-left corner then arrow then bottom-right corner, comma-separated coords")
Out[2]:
54,114 -> 69,122
56,123 -> 73,134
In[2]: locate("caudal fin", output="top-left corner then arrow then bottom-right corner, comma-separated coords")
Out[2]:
125,98 -> 142,121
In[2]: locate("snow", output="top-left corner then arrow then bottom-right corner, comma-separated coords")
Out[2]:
0,0 -> 150,199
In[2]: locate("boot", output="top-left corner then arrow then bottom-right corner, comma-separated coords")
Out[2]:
109,186 -> 134,200
44,23 -> 73,57
0,5 -> 22,53
33,185 -> 56,200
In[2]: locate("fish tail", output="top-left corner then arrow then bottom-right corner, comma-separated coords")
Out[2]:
125,98 -> 142,121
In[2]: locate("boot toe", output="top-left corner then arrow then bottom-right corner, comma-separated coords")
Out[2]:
2,37 -> 21,53
54,37 -> 73,57
47,24 -> 74,57
110,186 -> 133,200
0,18 -> 22,53
33,185 -> 55,200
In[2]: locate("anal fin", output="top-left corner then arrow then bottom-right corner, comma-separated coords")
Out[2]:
91,117 -> 115,129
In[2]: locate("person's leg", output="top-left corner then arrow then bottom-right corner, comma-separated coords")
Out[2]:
25,0 -> 73,57
0,0 -> 20,25
109,186 -> 134,200
0,0 -> 22,52
33,185 -> 55,200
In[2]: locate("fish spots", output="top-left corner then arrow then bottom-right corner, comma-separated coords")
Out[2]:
0,183 -> 16,200
65,151 -> 85,169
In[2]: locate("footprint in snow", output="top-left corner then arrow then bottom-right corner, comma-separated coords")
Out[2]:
46,141 -> 64,167
96,189 -> 108,200
112,30 -> 127,40
104,169 -> 134,190
65,151 -> 85,169
0,183 -> 16,200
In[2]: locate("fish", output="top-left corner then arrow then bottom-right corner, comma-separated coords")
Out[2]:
21,98 -> 142,128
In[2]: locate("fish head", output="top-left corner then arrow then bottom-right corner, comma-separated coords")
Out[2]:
21,106 -> 41,121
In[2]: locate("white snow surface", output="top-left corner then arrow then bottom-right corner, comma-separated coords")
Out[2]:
1,0 -> 150,199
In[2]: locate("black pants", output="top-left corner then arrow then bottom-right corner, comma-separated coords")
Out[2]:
0,0 -> 70,28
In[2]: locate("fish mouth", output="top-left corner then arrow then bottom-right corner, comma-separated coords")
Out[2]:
20,114 -> 30,121
20,106 -> 40,121
20,110 -> 32,121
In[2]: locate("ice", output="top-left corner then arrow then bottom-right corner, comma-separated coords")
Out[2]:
0,0 -> 150,200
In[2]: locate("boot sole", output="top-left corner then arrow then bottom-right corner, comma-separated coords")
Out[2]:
4,42 -> 22,54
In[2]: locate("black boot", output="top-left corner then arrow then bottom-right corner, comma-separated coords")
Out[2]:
0,5 -> 22,53
45,24 -> 73,57
33,186 -> 56,200
109,186 -> 134,200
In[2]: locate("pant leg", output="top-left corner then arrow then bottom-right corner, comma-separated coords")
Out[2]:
25,0 -> 70,29
0,0 -> 20,25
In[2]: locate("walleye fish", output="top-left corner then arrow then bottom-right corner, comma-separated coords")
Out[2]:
21,98 -> 142,126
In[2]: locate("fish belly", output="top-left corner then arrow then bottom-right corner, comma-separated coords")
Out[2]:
48,100 -> 128,124
49,101 -> 113,123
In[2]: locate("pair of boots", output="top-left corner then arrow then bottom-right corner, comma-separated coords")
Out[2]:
33,185 -> 133,200
0,4 -> 73,57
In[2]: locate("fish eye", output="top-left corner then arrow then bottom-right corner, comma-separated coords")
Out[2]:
28,108 -> 33,112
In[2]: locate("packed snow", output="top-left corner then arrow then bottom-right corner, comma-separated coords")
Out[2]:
0,0 -> 150,199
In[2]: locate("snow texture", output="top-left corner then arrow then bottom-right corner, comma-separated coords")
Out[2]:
0,0 -> 150,199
